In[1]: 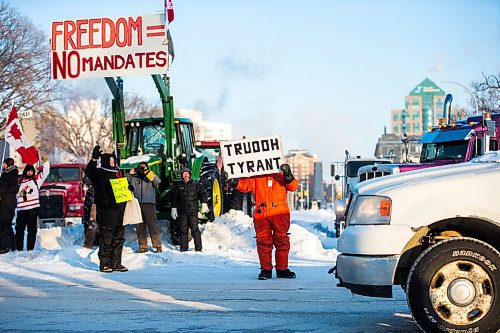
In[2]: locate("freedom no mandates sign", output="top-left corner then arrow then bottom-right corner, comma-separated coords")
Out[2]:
220,135 -> 284,179
51,14 -> 170,80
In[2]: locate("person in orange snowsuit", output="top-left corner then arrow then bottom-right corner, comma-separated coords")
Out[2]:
225,164 -> 298,280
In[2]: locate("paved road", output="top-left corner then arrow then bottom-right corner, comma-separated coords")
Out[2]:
0,261 -> 419,333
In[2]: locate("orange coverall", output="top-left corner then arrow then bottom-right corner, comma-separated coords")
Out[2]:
237,173 -> 299,270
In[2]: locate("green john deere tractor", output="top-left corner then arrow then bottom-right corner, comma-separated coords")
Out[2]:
105,74 -> 223,244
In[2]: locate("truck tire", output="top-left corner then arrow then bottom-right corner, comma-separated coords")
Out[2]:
406,237 -> 499,333
199,164 -> 223,222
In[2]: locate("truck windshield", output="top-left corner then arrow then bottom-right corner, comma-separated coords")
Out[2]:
45,168 -> 79,182
346,161 -> 391,177
196,147 -> 220,164
128,124 -> 166,156
420,140 -> 468,162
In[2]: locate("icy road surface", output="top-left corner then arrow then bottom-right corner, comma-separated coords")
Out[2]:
0,210 -> 418,332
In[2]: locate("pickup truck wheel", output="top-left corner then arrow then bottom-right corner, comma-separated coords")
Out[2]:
200,164 -> 223,222
406,237 -> 499,333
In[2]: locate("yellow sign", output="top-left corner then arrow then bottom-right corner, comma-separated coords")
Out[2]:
109,178 -> 133,203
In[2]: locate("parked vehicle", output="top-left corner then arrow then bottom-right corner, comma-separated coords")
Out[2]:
332,153 -> 391,237
335,151 -> 500,333
357,96 -> 499,184
39,163 -> 89,228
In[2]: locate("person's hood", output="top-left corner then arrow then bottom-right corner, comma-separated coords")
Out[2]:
3,165 -> 17,174
100,153 -> 117,170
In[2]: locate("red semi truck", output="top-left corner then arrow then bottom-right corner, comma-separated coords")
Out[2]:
38,163 -> 89,228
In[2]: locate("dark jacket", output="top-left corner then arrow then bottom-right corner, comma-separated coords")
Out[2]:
84,154 -> 125,208
171,179 -> 206,214
0,165 -> 19,209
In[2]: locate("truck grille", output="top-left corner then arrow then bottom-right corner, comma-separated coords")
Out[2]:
359,171 -> 391,182
39,195 -> 64,219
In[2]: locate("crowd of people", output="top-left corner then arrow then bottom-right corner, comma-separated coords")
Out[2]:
0,144 -> 299,280
0,156 -> 50,254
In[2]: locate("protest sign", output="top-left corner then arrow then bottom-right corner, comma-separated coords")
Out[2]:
109,178 -> 133,203
220,135 -> 284,179
51,14 -> 170,79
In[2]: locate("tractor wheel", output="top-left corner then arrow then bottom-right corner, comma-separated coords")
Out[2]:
406,237 -> 499,333
199,164 -> 223,222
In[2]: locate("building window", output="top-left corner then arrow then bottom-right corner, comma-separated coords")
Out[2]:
393,126 -> 399,133
412,112 -> 420,121
412,123 -> 420,132
393,113 -> 398,121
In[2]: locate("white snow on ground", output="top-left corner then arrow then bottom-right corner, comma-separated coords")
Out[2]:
0,209 -> 417,332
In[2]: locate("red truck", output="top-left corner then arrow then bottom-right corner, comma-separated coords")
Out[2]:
38,163 -> 89,228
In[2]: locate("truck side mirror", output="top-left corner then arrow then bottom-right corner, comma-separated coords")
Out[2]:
330,164 -> 335,177
334,175 -> 340,181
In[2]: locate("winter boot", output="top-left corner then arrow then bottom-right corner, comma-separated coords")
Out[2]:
112,264 -> 128,272
258,269 -> 272,280
137,248 -> 148,253
99,264 -> 113,273
276,269 -> 296,279
153,247 -> 162,253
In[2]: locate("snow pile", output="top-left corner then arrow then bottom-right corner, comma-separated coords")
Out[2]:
5,209 -> 338,270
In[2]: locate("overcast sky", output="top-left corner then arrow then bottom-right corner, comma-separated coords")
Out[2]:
10,0 -> 500,168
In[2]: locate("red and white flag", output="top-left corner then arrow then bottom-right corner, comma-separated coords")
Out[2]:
4,104 -> 39,164
165,0 -> 174,24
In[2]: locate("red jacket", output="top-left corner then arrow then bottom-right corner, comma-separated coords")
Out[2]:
236,173 -> 298,209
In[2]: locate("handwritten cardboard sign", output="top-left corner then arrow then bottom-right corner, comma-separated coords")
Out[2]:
51,14 -> 170,80
220,135 -> 284,179
109,178 -> 133,203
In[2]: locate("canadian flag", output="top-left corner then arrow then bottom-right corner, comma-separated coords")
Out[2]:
4,104 -> 39,164
165,0 -> 174,23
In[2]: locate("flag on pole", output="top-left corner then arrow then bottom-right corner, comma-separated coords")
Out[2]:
163,0 -> 175,65
4,104 -> 39,164
165,0 -> 174,23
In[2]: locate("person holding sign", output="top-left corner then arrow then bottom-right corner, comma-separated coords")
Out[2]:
128,162 -> 162,253
85,145 -> 128,273
171,168 -> 209,252
224,164 -> 298,280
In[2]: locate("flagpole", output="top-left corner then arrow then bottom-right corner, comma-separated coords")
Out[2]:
1,101 -> 14,175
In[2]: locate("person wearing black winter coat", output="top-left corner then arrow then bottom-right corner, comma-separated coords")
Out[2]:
171,168 -> 208,252
0,158 -> 19,254
84,145 -> 128,273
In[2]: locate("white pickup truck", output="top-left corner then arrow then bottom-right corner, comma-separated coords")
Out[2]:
336,151 -> 500,333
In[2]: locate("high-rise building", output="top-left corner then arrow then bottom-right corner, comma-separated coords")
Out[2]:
391,78 -> 446,136
284,149 -> 318,209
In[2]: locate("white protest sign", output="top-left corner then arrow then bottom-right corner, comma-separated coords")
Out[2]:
51,14 -> 170,80
220,135 -> 284,179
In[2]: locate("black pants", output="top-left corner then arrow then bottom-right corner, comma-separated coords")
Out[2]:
136,203 -> 161,250
179,212 -> 202,251
0,205 -> 16,251
15,208 -> 39,251
96,205 -> 125,268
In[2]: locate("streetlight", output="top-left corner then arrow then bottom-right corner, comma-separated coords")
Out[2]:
440,80 -> 479,116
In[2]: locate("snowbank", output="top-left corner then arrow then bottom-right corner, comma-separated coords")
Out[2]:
3,209 -> 338,270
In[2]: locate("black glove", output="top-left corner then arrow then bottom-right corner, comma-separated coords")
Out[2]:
91,145 -> 102,159
128,185 -> 135,192
281,164 -> 294,184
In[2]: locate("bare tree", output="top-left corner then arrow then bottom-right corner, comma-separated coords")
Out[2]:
37,90 -> 162,162
0,1 -> 55,128
470,73 -> 500,114
124,92 -> 162,119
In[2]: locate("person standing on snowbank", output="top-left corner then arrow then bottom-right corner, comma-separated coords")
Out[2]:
224,164 -> 298,280
128,162 -> 162,253
85,145 -> 127,273
0,158 -> 19,254
171,168 -> 209,252
15,156 -> 50,251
